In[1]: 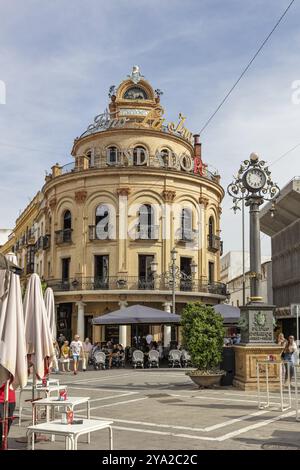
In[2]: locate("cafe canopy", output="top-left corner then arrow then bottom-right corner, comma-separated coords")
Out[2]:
92,305 -> 181,325
213,304 -> 240,324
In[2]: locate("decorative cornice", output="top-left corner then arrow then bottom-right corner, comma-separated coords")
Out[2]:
162,190 -> 176,202
117,187 -> 131,197
199,196 -> 209,208
75,190 -> 87,204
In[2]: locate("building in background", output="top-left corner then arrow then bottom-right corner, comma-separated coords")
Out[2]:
221,251 -> 271,306
0,67 -> 226,344
226,260 -> 272,307
260,177 -> 300,337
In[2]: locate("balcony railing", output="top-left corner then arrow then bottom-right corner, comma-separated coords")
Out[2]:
43,234 -> 51,250
176,228 -> 197,243
55,229 -> 72,244
46,276 -> 227,296
35,236 -> 44,251
207,234 -> 223,253
88,225 -> 115,241
136,225 -> 159,240
26,263 -> 34,275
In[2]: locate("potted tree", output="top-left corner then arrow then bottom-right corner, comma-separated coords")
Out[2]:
181,302 -> 225,388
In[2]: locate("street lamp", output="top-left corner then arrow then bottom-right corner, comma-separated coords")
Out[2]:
150,249 -> 197,315
171,248 -> 178,314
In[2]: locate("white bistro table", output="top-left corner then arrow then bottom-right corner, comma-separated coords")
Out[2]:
256,359 -> 292,411
27,419 -> 113,450
19,384 -> 68,425
31,396 -> 90,442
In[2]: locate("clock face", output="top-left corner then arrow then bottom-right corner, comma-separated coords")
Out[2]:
244,168 -> 266,191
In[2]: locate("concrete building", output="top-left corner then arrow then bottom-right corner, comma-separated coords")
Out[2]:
226,260 -> 272,307
260,176 -> 300,337
0,67 -> 226,344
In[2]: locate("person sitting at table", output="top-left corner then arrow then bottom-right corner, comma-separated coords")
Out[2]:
0,383 -> 16,449
108,343 -> 119,368
117,344 -> 125,365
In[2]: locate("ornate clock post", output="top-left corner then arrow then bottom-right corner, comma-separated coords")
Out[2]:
227,153 -> 282,390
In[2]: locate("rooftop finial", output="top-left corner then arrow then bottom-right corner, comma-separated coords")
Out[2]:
128,65 -> 144,84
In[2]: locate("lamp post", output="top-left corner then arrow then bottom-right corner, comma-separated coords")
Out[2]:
150,249 -> 197,315
171,248 -> 177,314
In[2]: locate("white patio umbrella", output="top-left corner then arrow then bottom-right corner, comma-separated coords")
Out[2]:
0,253 -> 27,449
44,287 -> 57,341
23,274 -> 54,381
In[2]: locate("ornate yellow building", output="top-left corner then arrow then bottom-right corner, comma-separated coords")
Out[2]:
1,67 -> 226,345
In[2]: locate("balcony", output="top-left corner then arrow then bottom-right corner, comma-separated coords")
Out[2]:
207,234 -> 223,253
55,229 -> 72,244
26,263 -> 34,275
88,225 -> 114,241
35,236 -> 44,251
43,234 -> 51,250
136,225 -> 159,240
47,276 -> 227,296
176,228 -> 197,243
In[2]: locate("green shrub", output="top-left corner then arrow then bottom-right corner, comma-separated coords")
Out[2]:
181,302 -> 225,371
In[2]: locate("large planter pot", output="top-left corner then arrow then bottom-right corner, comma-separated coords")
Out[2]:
187,371 -> 225,388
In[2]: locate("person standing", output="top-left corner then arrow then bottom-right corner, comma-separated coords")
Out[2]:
0,383 -> 16,449
60,340 -> 71,372
283,335 -> 297,383
70,335 -> 83,375
82,338 -> 93,371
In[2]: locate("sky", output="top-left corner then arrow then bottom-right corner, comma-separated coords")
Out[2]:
0,0 -> 300,256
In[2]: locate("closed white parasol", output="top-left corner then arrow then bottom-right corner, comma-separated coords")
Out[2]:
23,274 -> 54,380
44,287 -> 57,341
0,253 -> 27,389
0,253 -> 27,449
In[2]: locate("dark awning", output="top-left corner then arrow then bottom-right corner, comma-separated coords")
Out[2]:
92,304 -> 181,325
213,304 -> 240,324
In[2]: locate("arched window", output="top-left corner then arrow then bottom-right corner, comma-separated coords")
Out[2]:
86,150 -> 94,168
133,146 -> 147,166
181,208 -> 192,241
63,210 -> 72,230
159,148 -> 170,167
138,204 -> 154,239
106,146 -> 118,165
208,216 -> 215,247
95,204 -> 110,239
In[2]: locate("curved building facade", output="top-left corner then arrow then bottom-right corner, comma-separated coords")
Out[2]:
2,67 -> 226,345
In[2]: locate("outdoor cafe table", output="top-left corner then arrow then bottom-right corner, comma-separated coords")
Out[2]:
19,384 -> 68,425
27,419 -> 113,450
31,396 -> 91,442
256,359 -> 292,412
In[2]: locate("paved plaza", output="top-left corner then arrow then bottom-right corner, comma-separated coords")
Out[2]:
9,369 -> 300,450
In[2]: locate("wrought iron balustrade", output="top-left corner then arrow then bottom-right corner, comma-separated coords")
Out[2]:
55,229 -> 72,244
207,234 -> 222,253
46,276 -> 227,296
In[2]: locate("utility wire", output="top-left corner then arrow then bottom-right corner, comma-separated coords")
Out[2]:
199,0 -> 296,135
269,141 -> 300,167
